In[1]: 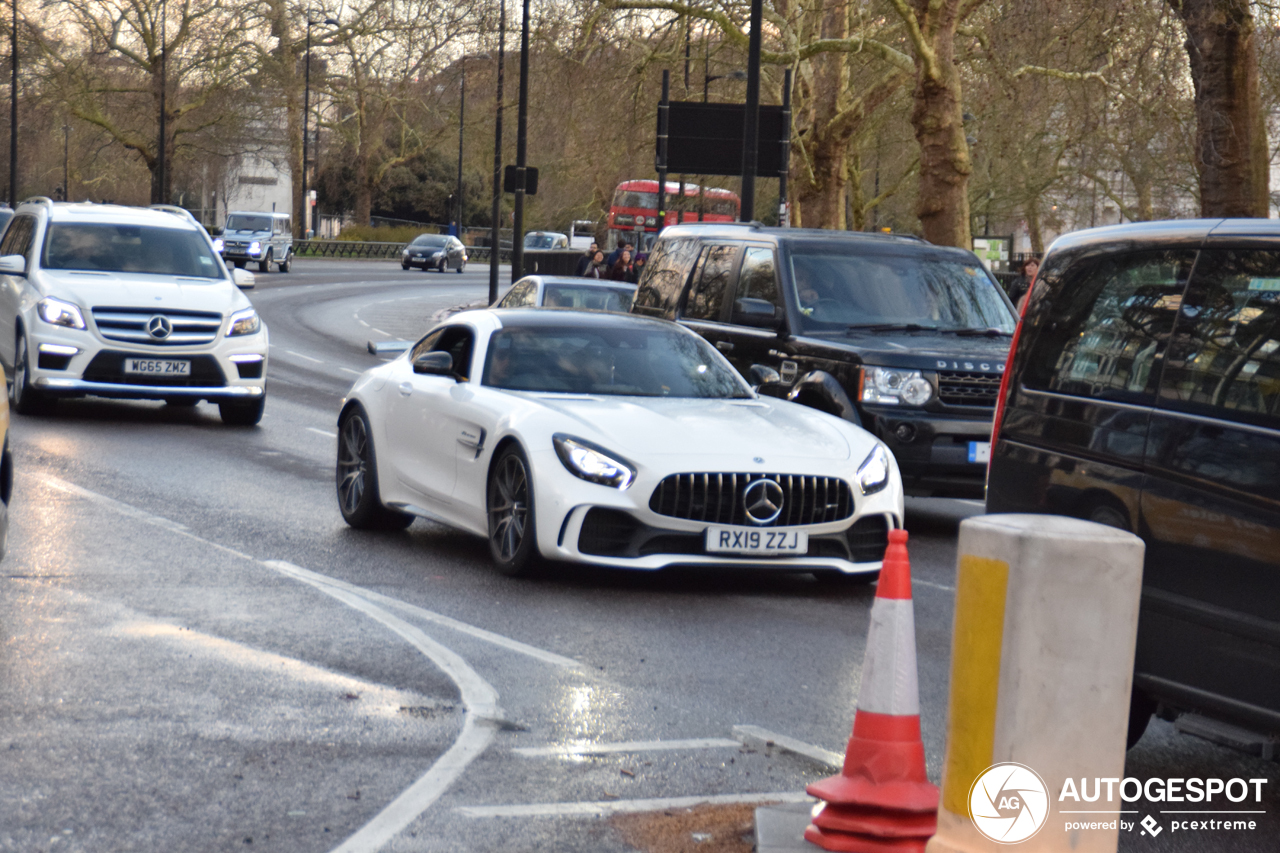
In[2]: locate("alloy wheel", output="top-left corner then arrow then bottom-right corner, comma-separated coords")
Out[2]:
488,453 -> 529,562
337,413 -> 369,516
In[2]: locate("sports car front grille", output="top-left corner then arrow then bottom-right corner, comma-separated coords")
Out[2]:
937,371 -> 1001,407
649,473 -> 853,528
92,306 -> 223,346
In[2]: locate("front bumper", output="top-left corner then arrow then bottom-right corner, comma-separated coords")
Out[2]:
26,323 -> 268,403
527,448 -> 904,573
865,407 -> 993,498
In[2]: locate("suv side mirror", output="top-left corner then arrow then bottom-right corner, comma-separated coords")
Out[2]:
232,268 -> 255,289
733,297 -> 782,329
0,254 -> 25,275
413,350 -> 455,377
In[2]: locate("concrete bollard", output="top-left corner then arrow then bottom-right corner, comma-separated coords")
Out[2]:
926,514 -> 1144,853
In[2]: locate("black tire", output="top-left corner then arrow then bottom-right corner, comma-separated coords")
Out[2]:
1126,689 -> 1157,749
457,261 -> 465,274
487,444 -> 539,576
11,330 -> 51,415
278,252 -> 291,273
438,258 -> 446,273
336,406 -> 414,530
218,396 -> 265,426
401,263 -> 410,270
258,250 -> 272,273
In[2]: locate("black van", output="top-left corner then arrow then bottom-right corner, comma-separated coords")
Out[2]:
631,223 -> 1018,498
987,218 -> 1280,748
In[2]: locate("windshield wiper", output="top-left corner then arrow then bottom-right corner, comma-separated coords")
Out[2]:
846,322 -> 939,332
951,327 -> 1014,337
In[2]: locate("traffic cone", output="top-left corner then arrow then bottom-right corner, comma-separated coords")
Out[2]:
805,528 -> 939,852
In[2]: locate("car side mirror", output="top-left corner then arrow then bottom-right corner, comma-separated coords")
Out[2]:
413,350 -> 455,377
749,364 -> 781,385
733,297 -> 782,329
232,268 -> 255,289
0,254 -> 25,275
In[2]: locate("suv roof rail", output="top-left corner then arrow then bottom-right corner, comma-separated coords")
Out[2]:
20,196 -> 55,208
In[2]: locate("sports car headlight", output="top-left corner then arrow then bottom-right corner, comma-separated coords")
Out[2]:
228,307 -> 261,336
553,434 -> 635,489
857,444 -> 892,495
861,367 -> 933,406
37,297 -> 86,330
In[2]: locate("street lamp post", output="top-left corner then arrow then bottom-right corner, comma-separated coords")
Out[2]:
302,17 -> 339,238
510,0 -> 530,284
488,0 -> 505,304
454,54 -> 487,239
156,0 -> 166,204
62,124 -> 68,200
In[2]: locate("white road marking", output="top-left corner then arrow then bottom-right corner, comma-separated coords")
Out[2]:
732,725 -> 843,769
513,738 -> 740,758
957,499 -> 986,507
264,560 -> 580,670
913,578 -> 956,593
307,427 -> 337,438
339,368 -> 363,376
285,350 -> 324,364
358,319 -> 371,328
371,328 -> 389,336
456,791 -> 813,818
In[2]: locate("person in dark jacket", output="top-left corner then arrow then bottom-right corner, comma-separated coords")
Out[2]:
1007,257 -> 1039,306
608,250 -> 634,282
584,250 -> 608,278
574,241 -> 599,276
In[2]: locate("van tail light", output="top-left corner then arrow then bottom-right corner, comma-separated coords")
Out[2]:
988,277 -> 1036,482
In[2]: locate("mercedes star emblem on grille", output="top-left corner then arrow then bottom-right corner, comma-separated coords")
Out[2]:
147,315 -> 173,340
743,478 -> 785,525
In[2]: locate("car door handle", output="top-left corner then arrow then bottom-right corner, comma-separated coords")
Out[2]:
398,382 -> 412,396
715,341 -> 734,352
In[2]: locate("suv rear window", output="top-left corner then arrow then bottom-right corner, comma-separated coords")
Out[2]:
43,223 -> 222,279
788,245 -> 1014,334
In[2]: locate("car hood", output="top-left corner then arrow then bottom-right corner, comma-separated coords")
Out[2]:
224,229 -> 270,236
521,394 -> 855,461
43,271 -> 248,315
804,330 -> 1013,371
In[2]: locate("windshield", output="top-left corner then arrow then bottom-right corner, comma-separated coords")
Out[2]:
542,284 -> 635,312
225,215 -> 272,232
411,234 -> 449,248
524,233 -> 564,249
43,223 -> 224,279
789,246 -> 1016,334
482,325 -> 751,397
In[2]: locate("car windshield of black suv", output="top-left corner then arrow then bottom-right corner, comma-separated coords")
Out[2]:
224,215 -> 272,232
43,223 -> 223,279
788,246 -> 1016,335
483,325 -> 752,398
411,235 -> 449,248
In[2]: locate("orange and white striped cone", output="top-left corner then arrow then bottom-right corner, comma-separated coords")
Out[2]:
805,529 -> 939,853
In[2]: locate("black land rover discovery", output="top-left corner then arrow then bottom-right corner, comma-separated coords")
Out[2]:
631,223 -> 1018,498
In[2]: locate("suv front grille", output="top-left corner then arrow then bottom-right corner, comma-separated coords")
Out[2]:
92,307 -> 223,346
937,371 -> 1001,407
649,473 -> 853,528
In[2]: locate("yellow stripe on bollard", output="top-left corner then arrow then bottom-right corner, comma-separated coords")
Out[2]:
940,555 -> 1009,817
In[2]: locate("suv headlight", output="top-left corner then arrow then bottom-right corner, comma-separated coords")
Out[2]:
228,307 -> 261,337
212,237 -> 224,252
249,240 -> 261,255
857,444 -> 892,495
37,297 -> 86,330
861,367 -> 933,406
553,434 -> 635,489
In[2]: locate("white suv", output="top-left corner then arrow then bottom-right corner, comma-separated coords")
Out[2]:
0,199 -> 268,425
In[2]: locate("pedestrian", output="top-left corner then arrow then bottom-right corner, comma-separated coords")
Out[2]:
1007,257 -> 1039,307
575,241 -> 599,276
607,241 -> 634,268
584,250 -> 608,278
628,254 -> 646,284
608,249 -> 634,282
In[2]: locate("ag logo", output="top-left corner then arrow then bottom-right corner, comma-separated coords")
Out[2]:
969,762 -> 1049,844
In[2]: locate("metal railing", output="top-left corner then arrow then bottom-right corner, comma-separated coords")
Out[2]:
293,239 -> 512,263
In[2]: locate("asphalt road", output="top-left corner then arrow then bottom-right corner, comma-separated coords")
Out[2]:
0,259 -> 1273,852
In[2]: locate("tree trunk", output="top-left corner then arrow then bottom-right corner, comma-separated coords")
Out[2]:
903,0 -> 973,248
1024,199 -> 1043,253
791,0 -> 849,229
1170,0 -> 1269,217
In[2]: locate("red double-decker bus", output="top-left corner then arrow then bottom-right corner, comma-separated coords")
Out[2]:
606,180 -> 741,252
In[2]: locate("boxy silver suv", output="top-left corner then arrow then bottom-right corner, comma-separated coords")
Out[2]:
0,199 -> 268,425
217,210 -> 293,272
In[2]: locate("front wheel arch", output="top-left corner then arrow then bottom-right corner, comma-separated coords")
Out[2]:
787,370 -> 862,427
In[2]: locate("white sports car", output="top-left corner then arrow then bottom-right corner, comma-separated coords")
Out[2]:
335,310 -> 905,577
